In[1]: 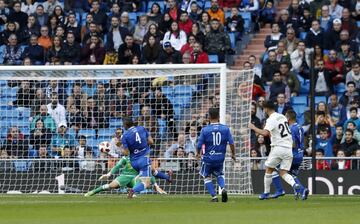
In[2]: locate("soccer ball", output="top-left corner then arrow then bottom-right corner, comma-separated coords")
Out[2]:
99,141 -> 110,153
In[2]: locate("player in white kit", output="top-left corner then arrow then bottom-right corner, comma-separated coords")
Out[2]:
249,101 -> 301,200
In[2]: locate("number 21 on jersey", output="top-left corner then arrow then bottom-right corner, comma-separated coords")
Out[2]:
135,132 -> 142,143
212,132 -> 221,145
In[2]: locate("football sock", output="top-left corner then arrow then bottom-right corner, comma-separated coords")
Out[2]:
216,175 -> 225,189
264,173 -> 272,193
272,173 -> 284,193
153,170 -> 169,181
133,182 -> 145,193
204,179 -> 216,197
282,173 -> 296,187
294,177 -> 305,191
93,184 -> 109,194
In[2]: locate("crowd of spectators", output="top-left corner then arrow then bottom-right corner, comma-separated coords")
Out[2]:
0,0 -> 359,172
0,0 -> 248,65
247,0 -> 360,171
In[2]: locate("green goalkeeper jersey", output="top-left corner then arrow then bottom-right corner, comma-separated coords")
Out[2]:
110,156 -> 138,176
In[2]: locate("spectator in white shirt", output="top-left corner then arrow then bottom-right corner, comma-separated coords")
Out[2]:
162,21 -> 187,51
47,92 -> 66,128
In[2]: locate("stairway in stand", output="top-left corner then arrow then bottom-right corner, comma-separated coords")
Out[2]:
232,0 -> 292,69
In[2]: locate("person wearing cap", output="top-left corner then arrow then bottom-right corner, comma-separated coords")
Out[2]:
324,18 -> 342,50
156,41 -> 182,64
50,122 -> 76,158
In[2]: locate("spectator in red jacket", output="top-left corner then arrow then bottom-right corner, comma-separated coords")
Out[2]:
180,34 -> 196,55
331,149 -> 351,170
316,148 -> 331,170
178,11 -> 193,35
324,49 -> 345,85
218,0 -> 242,11
190,41 -> 209,64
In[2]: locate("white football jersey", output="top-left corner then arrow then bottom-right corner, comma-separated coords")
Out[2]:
264,112 -> 293,148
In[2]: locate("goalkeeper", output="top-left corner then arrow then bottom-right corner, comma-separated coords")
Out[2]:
84,156 -> 166,196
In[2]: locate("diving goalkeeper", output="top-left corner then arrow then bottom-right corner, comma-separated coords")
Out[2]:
84,156 -> 166,196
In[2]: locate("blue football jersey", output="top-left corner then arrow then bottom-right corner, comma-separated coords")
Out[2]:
121,126 -> 151,160
290,123 -> 304,161
197,123 -> 234,163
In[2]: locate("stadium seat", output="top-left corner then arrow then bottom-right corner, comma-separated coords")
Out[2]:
109,118 -> 123,128
132,103 -> 140,117
315,96 -> 327,104
67,128 -> 76,137
204,1 -> 211,10
78,129 -> 96,139
0,45 -> 5,64
13,161 -> 31,172
208,55 -> 219,63
299,81 -> 310,94
98,128 -> 115,140
161,86 -> 174,98
157,118 -> 167,139
299,32 -> 307,40
293,105 -> 307,116
335,83 -> 346,94
357,21 -> 360,28
225,11 -> 231,18
174,85 -> 193,108
128,12 -> 137,24
291,96 -> 307,106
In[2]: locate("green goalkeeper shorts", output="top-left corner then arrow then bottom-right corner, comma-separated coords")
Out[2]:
114,175 -> 137,188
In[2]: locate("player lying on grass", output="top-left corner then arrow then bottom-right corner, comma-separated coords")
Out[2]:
84,156 -> 166,196
102,130 -> 173,184
197,108 -> 236,202
271,110 -> 309,200
248,101 -> 301,200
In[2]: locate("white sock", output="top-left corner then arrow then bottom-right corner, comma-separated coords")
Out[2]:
282,173 -> 296,187
264,173 -> 272,193
102,184 -> 110,190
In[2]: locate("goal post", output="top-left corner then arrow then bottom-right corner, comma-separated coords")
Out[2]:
0,64 -> 254,195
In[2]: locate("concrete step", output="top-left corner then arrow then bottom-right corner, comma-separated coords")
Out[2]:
250,39 -> 265,45
243,49 -> 266,55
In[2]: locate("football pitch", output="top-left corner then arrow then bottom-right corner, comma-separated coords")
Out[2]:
0,195 -> 359,224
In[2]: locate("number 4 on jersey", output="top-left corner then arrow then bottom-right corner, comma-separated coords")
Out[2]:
135,132 -> 141,143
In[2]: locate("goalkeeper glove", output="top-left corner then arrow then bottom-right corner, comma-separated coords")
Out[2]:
99,173 -> 111,181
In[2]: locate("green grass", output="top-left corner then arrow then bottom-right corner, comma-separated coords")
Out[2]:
0,195 -> 359,224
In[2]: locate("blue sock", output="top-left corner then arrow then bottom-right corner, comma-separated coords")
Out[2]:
294,177 -> 305,191
133,182 -> 145,193
153,170 -> 169,181
204,179 -> 216,197
216,175 -> 225,189
272,174 -> 284,193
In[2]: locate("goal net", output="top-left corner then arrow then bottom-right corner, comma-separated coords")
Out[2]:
0,64 -> 254,195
